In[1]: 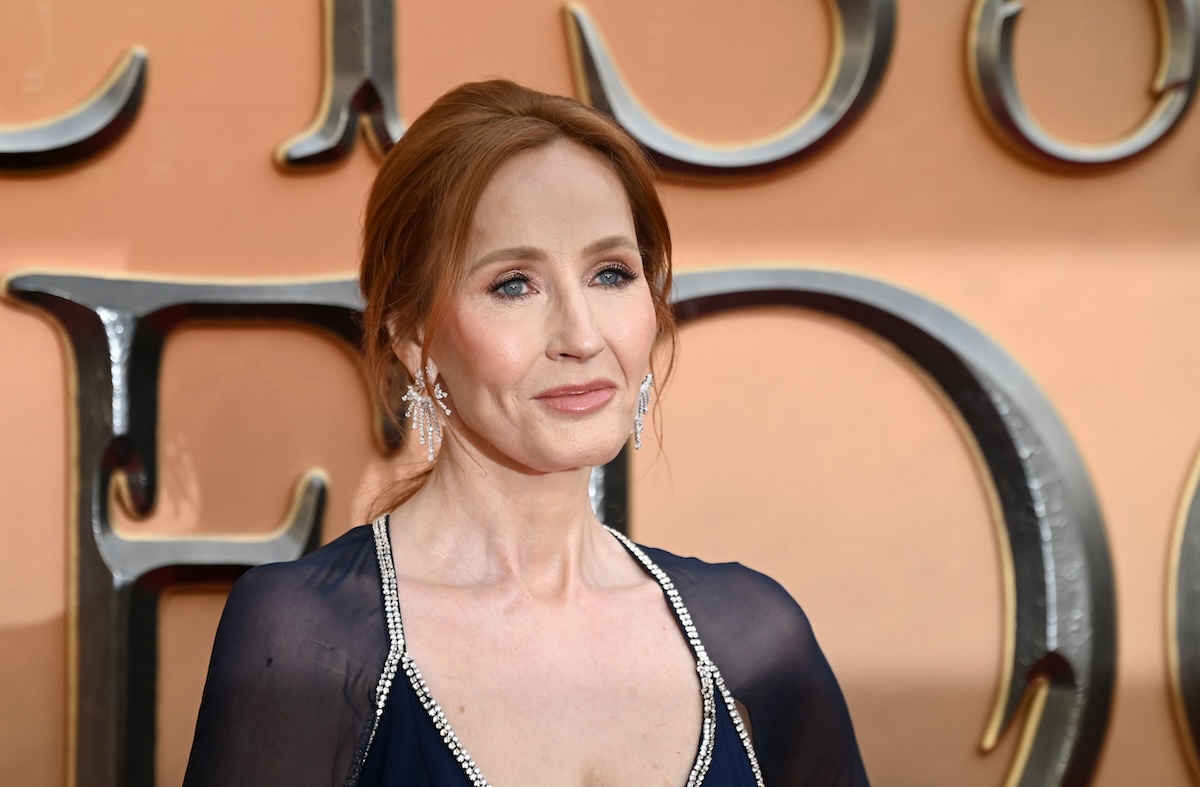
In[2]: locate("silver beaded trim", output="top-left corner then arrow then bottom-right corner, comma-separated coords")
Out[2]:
371,516 -> 493,786
402,653 -> 489,786
714,667 -> 766,786
605,527 -> 717,786
367,516 -> 404,757
605,527 -> 764,787
368,515 -> 761,787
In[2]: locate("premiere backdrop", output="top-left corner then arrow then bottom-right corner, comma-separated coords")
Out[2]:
3,1 -> 1200,785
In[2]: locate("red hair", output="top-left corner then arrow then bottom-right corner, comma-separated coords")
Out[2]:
359,79 -> 675,511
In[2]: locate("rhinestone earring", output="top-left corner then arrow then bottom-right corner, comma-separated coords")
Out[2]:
401,367 -> 452,462
634,372 -> 653,450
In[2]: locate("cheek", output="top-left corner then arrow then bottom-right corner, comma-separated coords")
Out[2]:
609,294 -> 658,367
437,310 -> 537,400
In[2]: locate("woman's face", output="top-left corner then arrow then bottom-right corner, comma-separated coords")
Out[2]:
426,139 -> 657,474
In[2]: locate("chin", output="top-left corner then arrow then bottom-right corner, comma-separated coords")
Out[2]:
583,439 -> 628,468
528,433 -> 629,473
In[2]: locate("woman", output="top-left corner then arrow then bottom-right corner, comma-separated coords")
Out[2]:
184,80 -> 868,786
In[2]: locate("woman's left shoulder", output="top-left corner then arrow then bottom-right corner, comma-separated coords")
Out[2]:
640,543 -> 871,786
638,544 -> 819,653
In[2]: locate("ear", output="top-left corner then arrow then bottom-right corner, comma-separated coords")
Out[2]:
386,314 -> 438,381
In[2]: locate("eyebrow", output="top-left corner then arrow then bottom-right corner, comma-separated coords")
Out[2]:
582,234 -> 640,257
467,234 -> 640,274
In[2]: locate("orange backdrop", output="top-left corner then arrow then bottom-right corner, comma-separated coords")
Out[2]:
2,1 -> 1199,785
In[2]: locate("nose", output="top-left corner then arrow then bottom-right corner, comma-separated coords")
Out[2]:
546,286 -> 605,361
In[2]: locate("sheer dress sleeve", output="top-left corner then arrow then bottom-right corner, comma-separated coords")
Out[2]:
183,526 -> 389,787
647,548 -> 870,787
184,525 -> 865,786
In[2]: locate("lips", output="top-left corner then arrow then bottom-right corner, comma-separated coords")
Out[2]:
534,379 -> 618,414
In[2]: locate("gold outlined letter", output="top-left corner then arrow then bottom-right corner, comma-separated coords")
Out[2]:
969,0 -> 1199,166
564,1 -> 894,175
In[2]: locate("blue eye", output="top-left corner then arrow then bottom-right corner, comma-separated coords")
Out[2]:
595,266 -> 635,288
492,276 -> 531,299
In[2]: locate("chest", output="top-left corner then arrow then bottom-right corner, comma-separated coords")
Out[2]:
397,583 -> 705,787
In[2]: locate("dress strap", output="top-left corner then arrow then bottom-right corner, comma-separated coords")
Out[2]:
371,515 -> 492,786
604,527 -> 765,787
365,516 -> 404,765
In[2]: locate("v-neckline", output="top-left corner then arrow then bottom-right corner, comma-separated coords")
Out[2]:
366,514 -> 763,787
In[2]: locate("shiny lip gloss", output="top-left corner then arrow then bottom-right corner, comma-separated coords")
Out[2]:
533,379 -> 618,413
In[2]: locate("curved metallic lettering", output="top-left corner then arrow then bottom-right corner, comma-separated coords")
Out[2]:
0,47 -> 146,172
1168,449 -> 1200,782
968,0 -> 1200,166
276,0 -> 404,167
670,268 -> 1115,786
2,273 -> 370,787
563,1 -> 894,175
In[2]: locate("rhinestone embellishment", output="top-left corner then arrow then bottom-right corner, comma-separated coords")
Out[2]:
605,527 -> 764,787
368,516 -> 763,787
367,517 -> 404,752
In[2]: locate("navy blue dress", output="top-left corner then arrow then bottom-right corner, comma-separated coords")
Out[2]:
183,523 -> 869,786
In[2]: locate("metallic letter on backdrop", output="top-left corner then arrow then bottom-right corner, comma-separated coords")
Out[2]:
670,269 -> 1115,787
2,273 -> 376,787
1168,448 -> 1200,783
0,48 -> 147,172
276,0 -> 404,167
969,0 -> 1200,166
564,1 -> 894,175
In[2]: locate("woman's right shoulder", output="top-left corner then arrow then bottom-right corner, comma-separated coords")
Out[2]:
185,524 -> 388,786
219,523 -> 383,633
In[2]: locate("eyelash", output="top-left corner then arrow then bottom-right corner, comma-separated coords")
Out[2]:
488,263 -> 639,300
593,263 -> 638,289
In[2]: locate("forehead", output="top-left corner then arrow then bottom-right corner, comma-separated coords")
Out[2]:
466,139 -> 636,255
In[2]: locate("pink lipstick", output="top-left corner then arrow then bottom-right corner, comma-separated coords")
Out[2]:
534,379 -> 618,414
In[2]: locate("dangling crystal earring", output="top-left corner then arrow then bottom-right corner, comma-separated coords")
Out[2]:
401,367 -> 452,462
634,372 -> 653,450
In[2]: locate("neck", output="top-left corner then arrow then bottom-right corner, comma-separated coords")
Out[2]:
388,439 -> 622,597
